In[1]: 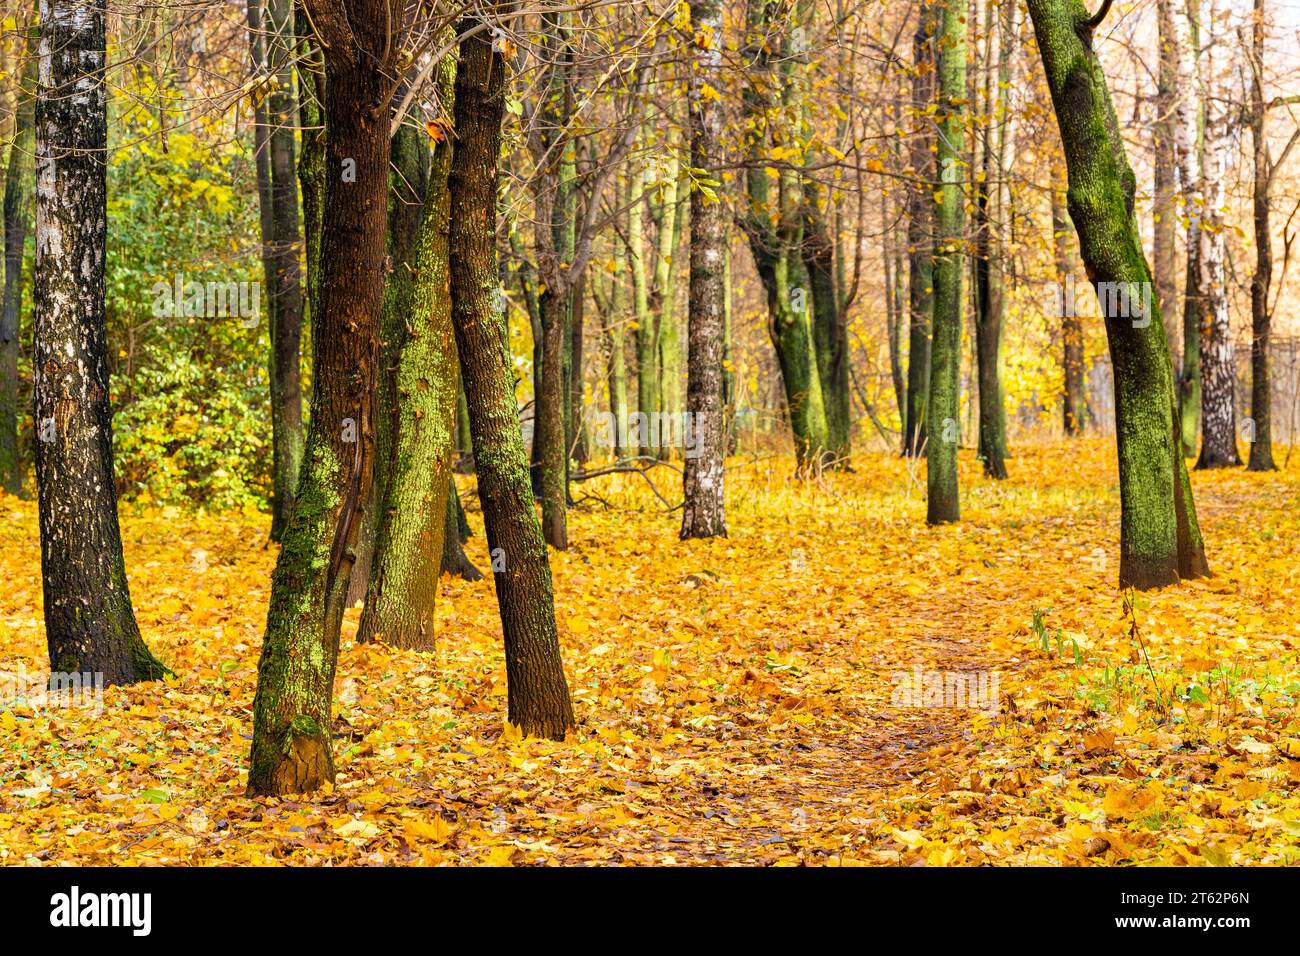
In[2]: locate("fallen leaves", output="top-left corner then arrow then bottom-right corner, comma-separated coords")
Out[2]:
0,440 -> 1299,864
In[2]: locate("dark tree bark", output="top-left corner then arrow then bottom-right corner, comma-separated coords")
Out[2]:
1,20 -> 36,496
804,185 -> 851,468
264,0 -> 306,539
295,1 -> 325,327
972,0 -> 1013,479
1027,0 -> 1210,589
1247,0 -> 1277,471
925,0 -> 965,525
903,0 -> 937,457
449,16 -> 574,740
681,0 -> 727,539
248,0 -> 394,796
35,0 -> 168,684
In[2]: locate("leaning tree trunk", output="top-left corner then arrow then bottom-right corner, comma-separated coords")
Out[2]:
903,0 -> 937,457
441,475 -> 483,581
680,0 -> 727,540
1247,0 -> 1276,471
449,17 -> 574,740
925,0 -> 966,525
264,0 -> 306,539
1026,0 -> 1210,589
248,0 -> 392,796
1194,0 -> 1239,469
1,21 -> 36,496
358,60 -> 459,650
35,0 -> 168,684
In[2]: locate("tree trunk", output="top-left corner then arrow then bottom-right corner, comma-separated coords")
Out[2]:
441,477 -> 482,581
248,0 -> 392,796
740,0 -> 829,473
629,148 -> 656,456
346,120 -> 429,610
1247,0 -> 1276,471
681,0 -> 727,540
296,2 -> 325,340
358,60 -> 459,650
1193,0 -> 1239,469
35,0 -> 168,684
264,0 -> 306,539
804,183 -> 851,467
1053,164 -> 1086,434
1174,0 -> 1203,455
1,21 -> 36,496
903,0 -> 937,457
973,0 -> 1013,479
1026,0 -> 1210,589
926,0 -> 966,524
1153,0 -> 1181,367
449,17 -> 574,740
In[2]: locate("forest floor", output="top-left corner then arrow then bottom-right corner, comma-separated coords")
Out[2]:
1,438 -> 1299,865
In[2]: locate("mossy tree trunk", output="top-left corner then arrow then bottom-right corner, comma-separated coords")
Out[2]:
804,182 -> 851,468
248,0 -> 394,796
450,16 -> 574,740
925,0 -> 966,525
740,0 -> 829,473
357,58 -> 459,650
1026,0 -> 1210,589
35,0 -> 168,685
346,120 -> 429,610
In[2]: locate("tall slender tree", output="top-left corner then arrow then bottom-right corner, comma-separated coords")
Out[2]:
681,0 -> 727,539
925,0 -> 966,524
1194,0 -> 1240,469
35,0 -> 168,683
903,0 -> 937,457
1,16 -> 36,496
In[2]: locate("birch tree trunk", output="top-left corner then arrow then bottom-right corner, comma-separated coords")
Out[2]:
35,0 -> 168,683
1194,0 -> 1240,469
681,0 -> 727,539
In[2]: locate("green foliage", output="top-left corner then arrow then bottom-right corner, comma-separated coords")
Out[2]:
102,79 -> 275,510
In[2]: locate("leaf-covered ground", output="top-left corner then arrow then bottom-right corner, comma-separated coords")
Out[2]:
1,439 -> 1299,865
